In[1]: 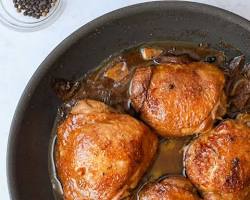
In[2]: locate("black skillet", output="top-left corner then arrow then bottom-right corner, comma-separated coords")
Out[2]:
7,1 -> 250,199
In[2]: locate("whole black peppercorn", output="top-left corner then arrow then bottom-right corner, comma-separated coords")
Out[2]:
12,0 -> 58,19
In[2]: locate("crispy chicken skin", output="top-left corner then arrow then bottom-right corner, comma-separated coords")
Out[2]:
184,118 -> 250,200
56,99 -> 158,200
130,62 -> 226,137
138,176 -> 201,200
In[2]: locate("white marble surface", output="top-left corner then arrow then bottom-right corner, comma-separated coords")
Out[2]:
0,0 -> 249,199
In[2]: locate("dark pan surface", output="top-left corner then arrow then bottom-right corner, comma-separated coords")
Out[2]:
7,1 -> 250,199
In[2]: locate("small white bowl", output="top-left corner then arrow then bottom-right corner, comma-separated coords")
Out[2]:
0,0 -> 65,31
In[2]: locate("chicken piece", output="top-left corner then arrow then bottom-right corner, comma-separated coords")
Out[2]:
140,47 -> 163,60
130,62 -> 226,137
138,176 -> 201,200
104,61 -> 129,82
184,118 -> 250,200
56,99 -> 158,200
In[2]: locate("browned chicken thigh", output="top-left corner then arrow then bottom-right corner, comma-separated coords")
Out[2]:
56,99 -> 158,200
138,176 -> 201,200
184,118 -> 250,200
130,62 -> 226,137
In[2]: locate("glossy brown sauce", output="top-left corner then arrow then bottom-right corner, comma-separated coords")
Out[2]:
49,41 -> 250,199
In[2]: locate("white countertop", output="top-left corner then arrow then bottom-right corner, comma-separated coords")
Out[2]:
1,0 -> 249,199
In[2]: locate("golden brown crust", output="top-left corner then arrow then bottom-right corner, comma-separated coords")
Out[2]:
129,67 -> 153,112
138,176 -> 201,200
130,62 -> 226,137
56,99 -> 158,200
184,119 -> 250,200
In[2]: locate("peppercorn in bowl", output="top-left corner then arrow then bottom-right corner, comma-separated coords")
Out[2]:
0,0 -> 65,31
